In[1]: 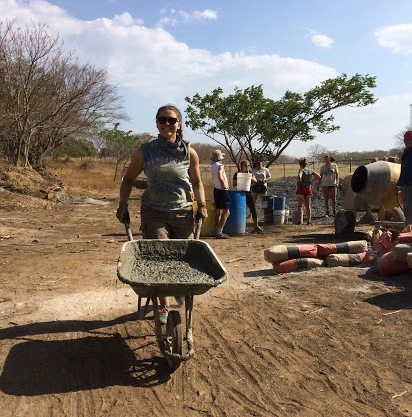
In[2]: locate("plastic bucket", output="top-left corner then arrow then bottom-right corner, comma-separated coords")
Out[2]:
273,196 -> 286,210
236,173 -> 252,191
193,201 -> 216,237
273,209 -> 285,225
261,195 -> 274,223
223,190 -> 246,235
284,208 -> 290,224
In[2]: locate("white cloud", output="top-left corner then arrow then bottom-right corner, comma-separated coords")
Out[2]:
375,23 -> 412,54
310,33 -> 334,48
158,8 -> 218,27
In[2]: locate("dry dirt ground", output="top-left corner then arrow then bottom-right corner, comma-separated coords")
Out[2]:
0,178 -> 411,417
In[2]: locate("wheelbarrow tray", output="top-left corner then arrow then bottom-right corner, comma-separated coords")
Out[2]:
117,239 -> 227,298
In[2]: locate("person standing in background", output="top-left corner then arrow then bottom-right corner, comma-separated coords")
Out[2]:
233,160 -> 264,233
398,130 -> 412,232
210,149 -> 230,239
296,158 -> 321,225
251,159 -> 271,202
319,155 -> 339,217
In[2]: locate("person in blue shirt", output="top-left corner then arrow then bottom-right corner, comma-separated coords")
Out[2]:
398,130 -> 412,232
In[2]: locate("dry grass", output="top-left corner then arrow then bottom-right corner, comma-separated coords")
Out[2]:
49,157 -> 359,199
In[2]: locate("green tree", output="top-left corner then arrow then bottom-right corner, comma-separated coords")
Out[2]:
185,74 -> 377,168
100,123 -> 152,180
53,137 -> 97,158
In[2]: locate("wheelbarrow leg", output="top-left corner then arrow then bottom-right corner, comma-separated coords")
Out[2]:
137,295 -> 151,320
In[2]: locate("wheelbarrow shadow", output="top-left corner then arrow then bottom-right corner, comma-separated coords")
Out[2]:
359,267 -> 412,310
0,315 -> 173,395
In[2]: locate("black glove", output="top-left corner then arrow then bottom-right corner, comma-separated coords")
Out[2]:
116,203 -> 130,223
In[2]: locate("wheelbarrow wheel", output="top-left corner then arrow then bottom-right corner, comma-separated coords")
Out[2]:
165,310 -> 183,369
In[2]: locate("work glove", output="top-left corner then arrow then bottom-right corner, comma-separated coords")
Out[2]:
116,202 -> 130,224
195,202 -> 208,221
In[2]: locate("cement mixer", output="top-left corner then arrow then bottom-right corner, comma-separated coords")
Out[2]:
334,161 -> 404,235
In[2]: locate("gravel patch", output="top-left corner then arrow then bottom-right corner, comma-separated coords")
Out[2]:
257,176 -> 343,220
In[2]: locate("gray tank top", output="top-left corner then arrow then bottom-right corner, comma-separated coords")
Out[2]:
299,168 -> 313,187
141,139 -> 192,211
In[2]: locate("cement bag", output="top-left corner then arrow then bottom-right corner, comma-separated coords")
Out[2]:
393,243 -> 412,263
264,244 -> 318,263
408,252 -> 412,268
273,258 -> 324,274
372,230 -> 396,256
377,251 -> 411,276
325,251 -> 374,267
398,232 -> 412,243
317,240 -> 368,257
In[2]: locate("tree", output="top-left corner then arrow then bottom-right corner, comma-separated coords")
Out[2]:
0,20 -> 126,169
185,74 -> 377,168
100,123 -> 152,180
306,144 -> 330,162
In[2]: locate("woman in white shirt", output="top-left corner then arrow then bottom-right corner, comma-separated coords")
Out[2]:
251,159 -> 271,202
319,155 -> 339,216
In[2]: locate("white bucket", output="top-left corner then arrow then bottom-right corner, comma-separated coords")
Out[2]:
236,173 -> 252,191
273,209 -> 285,225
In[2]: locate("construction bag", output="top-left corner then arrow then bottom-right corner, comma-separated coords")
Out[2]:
317,240 -> 368,257
325,251 -> 374,267
272,258 -> 324,274
372,229 -> 396,257
264,244 -> 318,264
393,243 -> 412,263
377,250 -> 411,276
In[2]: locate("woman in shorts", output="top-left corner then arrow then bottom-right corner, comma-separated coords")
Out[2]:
319,154 -> 339,216
116,104 -> 207,323
296,158 -> 321,225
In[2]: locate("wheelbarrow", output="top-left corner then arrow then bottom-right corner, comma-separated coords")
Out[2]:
117,218 -> 227,369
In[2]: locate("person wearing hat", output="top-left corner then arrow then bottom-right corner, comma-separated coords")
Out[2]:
398,130 -> 412,232
296,158 -> 321,225
210,149 -> 230,238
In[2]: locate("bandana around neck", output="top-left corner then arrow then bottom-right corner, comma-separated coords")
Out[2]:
157,134 -> 189,160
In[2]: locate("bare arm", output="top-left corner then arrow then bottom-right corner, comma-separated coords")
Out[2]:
119,148 -> 144,207
189,147 -> 206,204
312,171 -> 321,181
218,165 -> 229,189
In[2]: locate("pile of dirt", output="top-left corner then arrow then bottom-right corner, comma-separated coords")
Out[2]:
0,163 -> 63,198
267,176 -> 343,219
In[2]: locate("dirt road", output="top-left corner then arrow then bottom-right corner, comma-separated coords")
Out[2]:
0,187 -> 411,417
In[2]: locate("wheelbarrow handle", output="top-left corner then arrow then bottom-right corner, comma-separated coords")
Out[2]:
194,218 -> 202,240
124,219 -> 133,241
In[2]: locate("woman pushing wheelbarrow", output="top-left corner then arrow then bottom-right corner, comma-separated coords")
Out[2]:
116,104 -> 226,369
116,104 -> 208,324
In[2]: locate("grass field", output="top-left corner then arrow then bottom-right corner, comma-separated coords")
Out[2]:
50,157 -> 366,199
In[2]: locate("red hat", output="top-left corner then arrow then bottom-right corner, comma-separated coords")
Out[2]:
404,131 -> 412,140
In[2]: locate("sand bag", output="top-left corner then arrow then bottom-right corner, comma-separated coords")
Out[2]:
272,258 -> 324,274
372,230 -> 396,257
317,240 -> 368,257
393,243 -> 412,263
325,251 -> 374,267
408,252 -> 412,268
398,232 -> 412,243
377,251 -> 410,276
264,244 -> 318,263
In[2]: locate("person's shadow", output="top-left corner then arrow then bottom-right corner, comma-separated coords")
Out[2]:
0,313 -> 172,395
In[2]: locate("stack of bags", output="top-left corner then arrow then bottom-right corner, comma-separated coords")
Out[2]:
372,230 -> 412,276
264,240 -> 371,274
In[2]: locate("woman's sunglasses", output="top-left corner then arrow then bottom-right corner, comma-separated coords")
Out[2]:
157,116 -> 179,125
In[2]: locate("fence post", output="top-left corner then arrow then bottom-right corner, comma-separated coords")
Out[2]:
349,158 -> 352,173
283,163 -> 286,180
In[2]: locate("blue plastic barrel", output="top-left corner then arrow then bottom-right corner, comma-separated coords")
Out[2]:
223,190 -> 246,235
262,195 -> 274,223
273,196 -> 286,211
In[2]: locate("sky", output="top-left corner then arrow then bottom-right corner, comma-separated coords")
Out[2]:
1,0 -> 412,156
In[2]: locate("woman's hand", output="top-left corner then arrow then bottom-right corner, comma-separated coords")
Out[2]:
195,202 -> 208,220
116,202 -> 129,223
